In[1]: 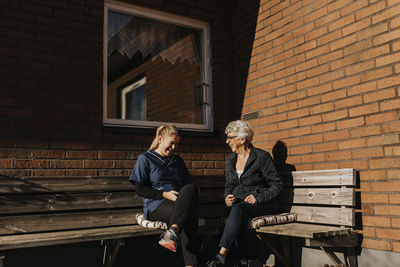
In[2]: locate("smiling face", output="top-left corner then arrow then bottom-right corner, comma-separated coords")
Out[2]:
226,133 -> 244,153
157,134 -> 180,157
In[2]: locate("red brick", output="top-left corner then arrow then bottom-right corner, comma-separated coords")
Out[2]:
376,52 -> 400,67
366,111 -> 398,125
373,28 -> 400,45
315,10 -> 340,28
322,109 -> 348,122
319,69 -> 345,83
390,194 -> 400,204
368,134 -> 399,147
370,158 -> 400,169
350,125 -> 381,138
385,146 -> 400,156
342,18 -> 371,36
317,30 -> 342,46
305,44 -> 330,60
289,126 -> 311,137
346,60 -> 375,75
347,81 -> 378,96
305,26 -> 329,42
388,169 -> 400,179
297,77 -> 319,89
326,150 -> 352,160
329,13 -> 355,32
311,122 -> 336,133
335,95 -> 363,109
331,54 -> 359,71
300,134 -> 323,144
299,115 -> 322,126
349,103 -> 379,117
382,121 -> 400,133
372,4 -> 400,24
313,142 -> 338,152
14,159 -> 49,169
356,1 -> 386,20
327,0 -> 353,12
392,16 -> 400,29
313,162 -> 340,170
301,153 -> 325,163
360,170 -> 386,180
353,147 -> 384,159
361,204 -> 374,215
288,108 -> 309,119
306,63 -> 330,77
307,83 -> 332,96
359,45 -> 390,62
340,159 -> 369,169
277,102 -> 298,113
318,50 -> 343,65
338,138 -> 366,149
378,75 -> 400,89
330,34 -> 357,50
323,129 -> 349,141
376,229 -> 400,240
295,58 -> 318,72
340,0 -> 368,16
344,39 -> 372,56
309,103 -> 334,115
277,119 -> 299,130
363,216 -> 391,227
362,239 -> 391,250
290,145 -> 313,155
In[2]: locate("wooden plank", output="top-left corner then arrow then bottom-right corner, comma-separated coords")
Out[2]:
0,225 -> 161,250
0,209 -> 142,235
288,206 -> 355,226
256,222 -> 352,239
280,188 -> 355,206
0,192 -> 142,215
0,176 -> 133,194
285,169 -> 355,186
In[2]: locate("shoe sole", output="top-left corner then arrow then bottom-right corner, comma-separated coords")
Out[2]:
158,240 -> 177,252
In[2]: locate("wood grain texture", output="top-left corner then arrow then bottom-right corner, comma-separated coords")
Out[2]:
280,188 -> 355,206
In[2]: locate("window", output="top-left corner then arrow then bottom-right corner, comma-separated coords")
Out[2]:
104,2 -> 213,131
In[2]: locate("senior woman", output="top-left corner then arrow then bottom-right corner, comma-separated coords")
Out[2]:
129,124 -> 200,267
206,120 -> 282,266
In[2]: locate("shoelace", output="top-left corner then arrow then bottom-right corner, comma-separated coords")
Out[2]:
160,228 -> 178,240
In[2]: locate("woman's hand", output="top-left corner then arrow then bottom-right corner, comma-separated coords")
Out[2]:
244,194 -> 257,204
163,190 -> 179,201
225,194 -> 236,207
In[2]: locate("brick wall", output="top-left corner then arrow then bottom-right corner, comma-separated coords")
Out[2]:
239,0 -> 400,252
0,0 -> 233,178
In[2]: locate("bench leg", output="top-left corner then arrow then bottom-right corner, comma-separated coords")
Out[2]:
256,234 -> 290,267
320,246 -> 346,267
102,239 -> 122,267
0,254 -> 5,267
344,247 -> 358,267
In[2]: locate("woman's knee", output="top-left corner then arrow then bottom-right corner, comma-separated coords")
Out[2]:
181,183 -> 199,196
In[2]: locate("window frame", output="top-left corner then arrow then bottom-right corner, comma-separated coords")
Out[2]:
103,1 -> 213,132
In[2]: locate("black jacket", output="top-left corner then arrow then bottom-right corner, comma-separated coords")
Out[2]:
225,145 -> 282,204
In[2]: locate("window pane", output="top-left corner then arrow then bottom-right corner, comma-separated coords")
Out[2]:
107,9 -> 205,125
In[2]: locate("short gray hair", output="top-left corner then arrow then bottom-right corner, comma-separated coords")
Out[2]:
225,120 -> 254,143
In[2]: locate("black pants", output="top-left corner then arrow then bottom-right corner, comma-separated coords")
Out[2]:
148,183 -> 199,266
219,201 -> 279,250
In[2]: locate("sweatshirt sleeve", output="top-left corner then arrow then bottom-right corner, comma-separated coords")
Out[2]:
135,181 -> 164,200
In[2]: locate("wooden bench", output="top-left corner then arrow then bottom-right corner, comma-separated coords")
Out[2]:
254,168 -> 361,267
0,175 -> 227,267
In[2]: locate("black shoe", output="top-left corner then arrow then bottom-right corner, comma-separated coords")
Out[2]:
205,256 -> 224,267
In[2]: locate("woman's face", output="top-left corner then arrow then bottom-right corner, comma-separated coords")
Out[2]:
226,132 -> 244,153
158,134 -> 180,157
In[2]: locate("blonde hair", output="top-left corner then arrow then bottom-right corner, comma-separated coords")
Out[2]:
225,120 -> 254,143
149,124 -> 179,150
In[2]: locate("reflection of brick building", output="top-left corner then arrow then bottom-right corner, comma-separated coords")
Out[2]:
108,35 -> 203,124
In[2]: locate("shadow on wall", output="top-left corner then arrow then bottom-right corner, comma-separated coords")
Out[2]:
230,0 -> 261,119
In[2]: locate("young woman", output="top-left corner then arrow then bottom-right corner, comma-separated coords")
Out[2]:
130,124 -> 200,267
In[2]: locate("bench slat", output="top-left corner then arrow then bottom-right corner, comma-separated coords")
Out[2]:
0,225 -> 161,250
256,222 -> 352,239
280,188 -> 355,206
0,176 -> 131,194
0,192 -> 142,215
287,168 -> 355,186
0,209 -> 142,235
288,206 -> 355,227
